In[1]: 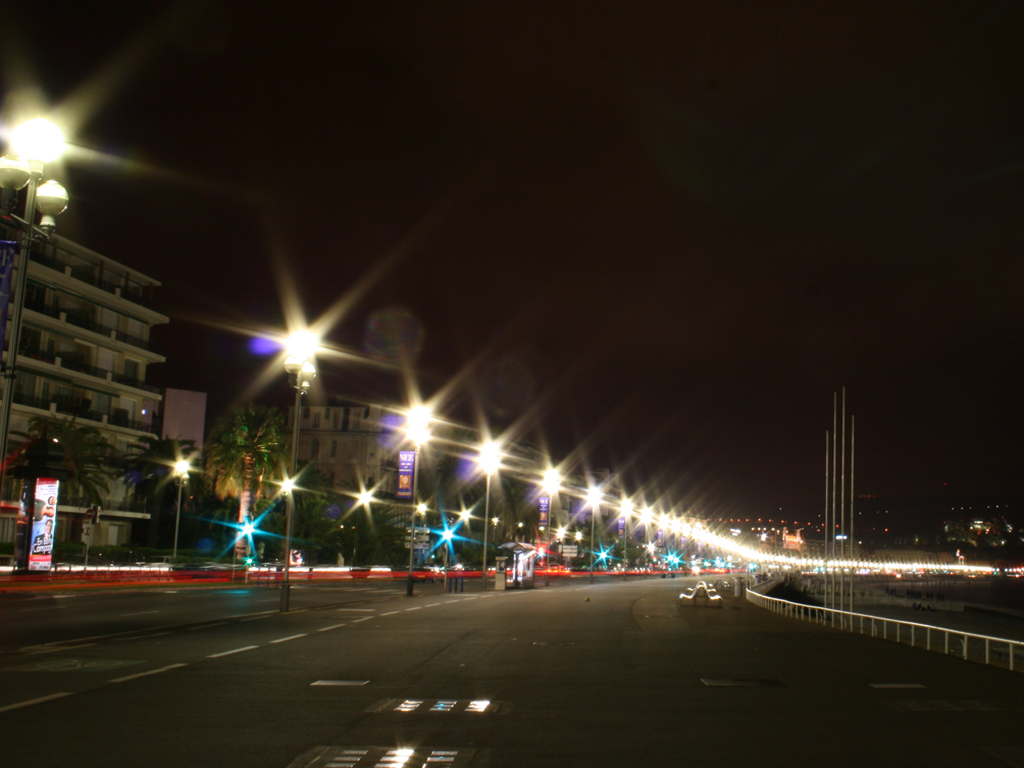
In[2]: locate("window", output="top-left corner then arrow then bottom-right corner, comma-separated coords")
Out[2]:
330,440 -> 337,458
123,358 -> 139,380
324,408 -> 330,420
313,412 -> 320,428
310,439 -> 320,461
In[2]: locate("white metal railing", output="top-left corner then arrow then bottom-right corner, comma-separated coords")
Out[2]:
745,587 -> 1023,673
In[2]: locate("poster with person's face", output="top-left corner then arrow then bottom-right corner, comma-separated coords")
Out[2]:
28,478 -> 59,571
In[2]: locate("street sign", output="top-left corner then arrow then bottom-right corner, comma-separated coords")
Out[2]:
562,545 -> 578,557
81,523 -> 93,545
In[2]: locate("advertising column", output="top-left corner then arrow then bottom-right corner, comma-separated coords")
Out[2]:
14,478 -> 59,572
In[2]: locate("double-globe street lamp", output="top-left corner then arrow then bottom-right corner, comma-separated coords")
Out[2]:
0,119 -> 69,497
540,469 -> 560,587
478,441 -> 500,590
586,486 -> 603,584
405,406 -> 431,597
281,330 -> 317,612
171,459 -> 190,560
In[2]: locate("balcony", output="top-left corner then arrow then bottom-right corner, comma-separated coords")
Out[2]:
23,296 -> 158,354
28,245 -> 158,311
10,391 -> 154,434
17,344 -> 162,395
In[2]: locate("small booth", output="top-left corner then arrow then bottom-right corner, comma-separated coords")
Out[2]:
498,542 -> 536,589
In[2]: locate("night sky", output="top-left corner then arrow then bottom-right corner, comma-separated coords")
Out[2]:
3,2 -> 1022,525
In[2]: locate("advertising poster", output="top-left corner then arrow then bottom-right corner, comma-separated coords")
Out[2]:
656,528 -> 665,548
617,516 -> 625,537
396,450 -> 416,499
28,478 -> 59,572
0,241 -> 15,354
538,496 -> 550,527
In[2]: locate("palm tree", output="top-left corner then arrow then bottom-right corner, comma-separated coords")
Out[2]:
122,437 -> 197,547
204,404 -> 289,540
14,416 -> 115,505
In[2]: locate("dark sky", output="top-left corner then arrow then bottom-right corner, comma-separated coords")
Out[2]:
3,1 -> 1022,525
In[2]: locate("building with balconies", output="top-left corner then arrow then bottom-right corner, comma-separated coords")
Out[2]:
0,230 -> 168,547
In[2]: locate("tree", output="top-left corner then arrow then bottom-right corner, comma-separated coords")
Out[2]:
204,405 -> 290,546
14,416 -> 115,505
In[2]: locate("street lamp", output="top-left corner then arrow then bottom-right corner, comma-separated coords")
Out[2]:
620,497 -> 633,580
405,406 -> 431,596
479,441 -> 500,590
540,469 -> 560,587
172,460 -> 190,560
586,486 -> 603,584
281,331 -> 317,612
0,119 -> 68,500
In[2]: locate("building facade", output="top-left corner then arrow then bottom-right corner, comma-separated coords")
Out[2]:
0,231 -> 168,546
287,403 -> 399,496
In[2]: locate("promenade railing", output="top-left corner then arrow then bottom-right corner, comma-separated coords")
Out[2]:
745,586 -> 1022,674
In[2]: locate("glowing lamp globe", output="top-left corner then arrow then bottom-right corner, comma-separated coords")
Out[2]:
479,441 -> 500,475
12,119 -> 65,163
0,155 -> 31,190
286,330 -> 319,361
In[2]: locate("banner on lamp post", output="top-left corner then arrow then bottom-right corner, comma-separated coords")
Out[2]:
0,241 -> 16,358
617,516 -> 625,537
396,450 -> 416,500
656,529 -> 665,548
538,496 -> 550,527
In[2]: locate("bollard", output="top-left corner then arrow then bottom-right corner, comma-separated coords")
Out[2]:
734,578 -> 744,598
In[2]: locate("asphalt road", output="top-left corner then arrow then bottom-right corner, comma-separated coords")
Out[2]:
1,577 -> 1023,768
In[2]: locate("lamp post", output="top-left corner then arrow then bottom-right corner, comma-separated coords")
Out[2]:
587,487 -> 602,584
281,331 -> 317,613
0,120 -> 67,499
172,460 -> 190,560
620,497 -> 633,581
479,441 -> 500,590
541,469 -> 560,587
405,406 -> 431,597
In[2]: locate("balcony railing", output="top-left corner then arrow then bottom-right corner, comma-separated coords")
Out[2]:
18,344 -> 161,395
28,245 -> 158,311
9,391 -> 154,434
23,297 -> 158,354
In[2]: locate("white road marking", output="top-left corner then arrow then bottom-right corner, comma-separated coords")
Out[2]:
381,611 -> 399,616
462,597 -> 477,600
108,663 -> 187,683
114,632 -> 170,642
188,622 -> 227,631
317,623 -> 347,632
24,643 -> 97,655
478,595 -> 494,599
269,634 -> 307,644
207,646 -> 259,658
19,606 -> 65,612
120,610 -> 160,616
870,683 -> 926,689
426,603 -> 441,607
337,608 -> 375,612
239,615 -> 271,622
351,617 -> 372,623
0,692 -> 74,712
405,607 -> 422,611
311,680 -> 369,686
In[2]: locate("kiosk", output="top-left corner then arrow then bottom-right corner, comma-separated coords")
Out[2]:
499,542 -> 536,589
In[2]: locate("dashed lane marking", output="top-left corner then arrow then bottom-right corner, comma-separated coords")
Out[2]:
426,603 -> 441,607
380,611 -> 399,616
207,645 -> 259,658
0,693 -> 74,713
405,607 -> 422,611
108,663 -> 187,683
871,683 -> 926,689
270,634 -> 307,644
317,624 -> 347,632
120,610 -> 160,616
350,617 -> 372,623
311,680 -> 369,686
188,622 -> 227,631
